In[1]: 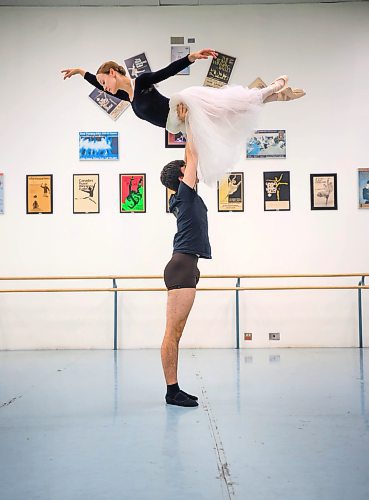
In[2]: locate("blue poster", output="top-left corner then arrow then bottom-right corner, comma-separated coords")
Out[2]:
0,173 -> 3,214
359,169 -> 369,209
79,132 -> 119,161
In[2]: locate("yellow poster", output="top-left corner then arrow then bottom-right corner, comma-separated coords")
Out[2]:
27,175 -> 53,214
217,173 -> 244,212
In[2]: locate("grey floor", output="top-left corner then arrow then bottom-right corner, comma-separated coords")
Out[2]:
1,348 -> 369,500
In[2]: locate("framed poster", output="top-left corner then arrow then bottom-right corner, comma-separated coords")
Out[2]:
247,130 -> 286,159
165,130 -> 187,148
166,184 -> 197,213
79,132 -> 119,161
204,52 -> 236,88
310,174 -> 337,210
264,171 -> 290,211
217,172 -> 244,212
124,53 -> 151,79
73,174 -> 100,214
0,173 -> 3,214
120,174 -> 146,213
26,175 -> 53,214
89,89 -> 130,121
358,168 -> 369,209
171,45 -> 190,75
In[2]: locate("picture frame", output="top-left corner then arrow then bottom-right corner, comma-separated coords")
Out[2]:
264,171 -> 290,211
165,130 -> 187,148
204,52 -> 236,88
26,175 -> 53,214
73,174 -> 100,214
217,172 -> 244,212
358,168 -> 369,209
88,89 -> 130,121
310,173 -> 337,210
120,174 -> 146,213
79,132 -> 119,161
0,173 -> 4,214
170,45 -> 191,75
124,53 -> 151,79
247,130 -> 286,159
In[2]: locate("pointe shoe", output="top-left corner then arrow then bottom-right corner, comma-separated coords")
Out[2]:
276,87 -> 306,101
271,75 -> 289,93
248,77 -> 267,89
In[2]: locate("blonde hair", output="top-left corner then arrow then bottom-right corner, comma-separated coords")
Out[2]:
96,61 -> 126,76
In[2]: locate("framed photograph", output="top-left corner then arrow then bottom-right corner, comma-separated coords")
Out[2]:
247,130 -> 286,159
171,45 -> 190,75
358,168 -> 369,209
165,130 -> 187,148
79,132 -> 119,161
120,174 -> 146,213
310,174 -> 337,210
89,89 -> 130,121
124,53 -> 151,79
264,171 -> 290,211
26,175 -> 53,214
73,174 -> 100,214
166,184 -> 197,213
217,172 -> 244,212
204,52 -> 236,88
0,173 -> 4,214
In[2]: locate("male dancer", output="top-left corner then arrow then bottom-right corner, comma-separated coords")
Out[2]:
160,106 -> 211,407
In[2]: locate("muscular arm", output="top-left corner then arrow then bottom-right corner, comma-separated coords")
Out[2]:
182,137 -> 198,189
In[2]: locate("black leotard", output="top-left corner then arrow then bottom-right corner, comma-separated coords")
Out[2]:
84,55 -> 193,128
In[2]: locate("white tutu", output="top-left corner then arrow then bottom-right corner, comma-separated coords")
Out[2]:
166,85 -> 263,186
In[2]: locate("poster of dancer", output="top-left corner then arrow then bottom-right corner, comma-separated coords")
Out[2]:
124,53 -> 151,79
264,171 -> 290,211
73,174 -> 100,214
358,169 -> 369,209
120,174 -> 146,213
310,174 -> 337,210
204,52 -> 236,88
217,172 -> 244,212
0,173 -> 4,214
89,89 -> 130,121
165,130 -> 186,148
26,175 -> 53,214
247,130 -> 286,159
171,45 -> 190,75
79,132 -> 119,161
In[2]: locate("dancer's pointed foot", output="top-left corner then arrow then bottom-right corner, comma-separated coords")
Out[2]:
271,75 -> 289,93
276,87 -> 306,101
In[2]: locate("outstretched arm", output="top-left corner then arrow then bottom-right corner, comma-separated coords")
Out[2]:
182,133 -> 198,190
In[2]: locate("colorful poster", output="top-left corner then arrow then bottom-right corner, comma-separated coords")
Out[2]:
310,174 -> 337,210
124,53 -> 151,79
171,45 -> 190,75
26,175 -> 53,214
89,89 -> 130,121
358,169 -> 369,209
247,130 -> 286,159
79,132 -> 119,161
264,171 -> 290,211
217,172 -> 244,212
165,130 -> 186,148
0,173 -> 3,214
120,174 -> 146,213
204,52 -> 236,88
73,174 -> 100,214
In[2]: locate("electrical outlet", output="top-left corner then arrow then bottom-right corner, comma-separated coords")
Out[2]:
269,332 -> 280,341
244,332 -> 252,341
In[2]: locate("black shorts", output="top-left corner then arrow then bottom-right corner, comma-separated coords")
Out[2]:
164,253 -> 200,291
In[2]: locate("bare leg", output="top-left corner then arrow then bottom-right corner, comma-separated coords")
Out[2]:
161,288 -> 196,385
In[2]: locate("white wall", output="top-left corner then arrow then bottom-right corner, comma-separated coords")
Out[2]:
0,3 -> 368,349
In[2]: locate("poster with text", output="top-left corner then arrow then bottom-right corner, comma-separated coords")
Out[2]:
171,45 -> 190,75
0,173 -> 3,214
73,174 -> 100,214
264,171 -> 290,211
165,130 -> 187,148
358,169 -> 369,209
310,174 -> 337,210
124,53 -> 151,79
247,130 -> 286,159
217,172 -> 244,212
89,89 -> 130,121
120,174 -> 146,213
79,132 -> 119,161
26,175 -> 53,214
204,52 -> 236,88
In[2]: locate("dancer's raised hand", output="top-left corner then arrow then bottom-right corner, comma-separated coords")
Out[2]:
61,68 -> 86,80
188,49 -> 218,62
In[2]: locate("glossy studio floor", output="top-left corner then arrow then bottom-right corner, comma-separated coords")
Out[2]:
1,348 -> 369,500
